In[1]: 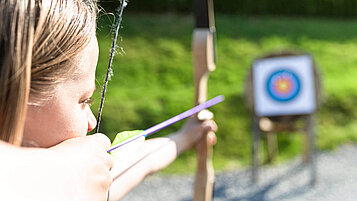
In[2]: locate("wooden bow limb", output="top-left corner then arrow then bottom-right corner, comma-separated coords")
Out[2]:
193,28 -> 216,201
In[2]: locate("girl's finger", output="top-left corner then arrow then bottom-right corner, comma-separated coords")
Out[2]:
207,132 -> 217,145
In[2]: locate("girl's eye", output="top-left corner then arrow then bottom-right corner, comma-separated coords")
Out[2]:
83,98 -> 94,106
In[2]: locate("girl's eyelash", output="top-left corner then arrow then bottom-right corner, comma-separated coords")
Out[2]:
83,98 -> 94,106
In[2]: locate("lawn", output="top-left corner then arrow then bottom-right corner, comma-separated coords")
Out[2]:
93,14 -> 357,173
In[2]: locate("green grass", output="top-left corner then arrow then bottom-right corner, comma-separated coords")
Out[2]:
93,14 -> 357,174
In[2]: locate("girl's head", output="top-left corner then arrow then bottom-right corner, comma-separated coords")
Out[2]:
0,0 -> 98,147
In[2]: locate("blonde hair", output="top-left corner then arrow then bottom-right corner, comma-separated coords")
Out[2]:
0,0 -> 97,145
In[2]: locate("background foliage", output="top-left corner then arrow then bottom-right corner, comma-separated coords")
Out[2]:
93,14 -> 357,173
99,0 -> 357,17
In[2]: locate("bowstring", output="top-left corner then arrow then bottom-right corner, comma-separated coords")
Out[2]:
96,0 -> 127,134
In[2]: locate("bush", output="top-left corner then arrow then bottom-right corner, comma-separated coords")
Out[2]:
100,0 -> 357,17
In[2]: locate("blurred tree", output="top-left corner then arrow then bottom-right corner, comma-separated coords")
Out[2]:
98,0 -> 357,17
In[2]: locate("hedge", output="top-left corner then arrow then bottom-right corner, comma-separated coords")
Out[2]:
99,0 -> 357,17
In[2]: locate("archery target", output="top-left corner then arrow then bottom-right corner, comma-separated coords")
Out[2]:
266,69 -> 300,102
253,55 -> 316,116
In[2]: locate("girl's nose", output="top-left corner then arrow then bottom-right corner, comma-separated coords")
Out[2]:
87,109 -> 97,132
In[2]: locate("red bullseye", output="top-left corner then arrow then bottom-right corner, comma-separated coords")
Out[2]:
274,78 -> 292,94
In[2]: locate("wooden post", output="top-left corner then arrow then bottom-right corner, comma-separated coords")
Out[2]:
266,132 -> 278,162
306,115 -> 317,186
252,116 -> 260,183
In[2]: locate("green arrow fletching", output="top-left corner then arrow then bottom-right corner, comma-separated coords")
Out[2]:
111,130 -> 144,146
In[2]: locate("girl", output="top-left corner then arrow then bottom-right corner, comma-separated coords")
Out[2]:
0,0 -> 217,200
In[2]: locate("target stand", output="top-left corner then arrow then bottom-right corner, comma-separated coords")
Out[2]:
245,51 -> 321,186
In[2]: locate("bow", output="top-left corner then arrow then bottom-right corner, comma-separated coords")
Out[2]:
192,0 -> 216,200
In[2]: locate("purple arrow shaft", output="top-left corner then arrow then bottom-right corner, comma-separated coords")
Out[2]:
107,95 -> 224,153
142,95 -> 224,137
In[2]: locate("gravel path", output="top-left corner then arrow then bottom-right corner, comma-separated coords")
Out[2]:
122,144 -> 357,201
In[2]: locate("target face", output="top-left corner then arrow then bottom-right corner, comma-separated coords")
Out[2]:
252,55 -> 316,116
266,69 -> 300,102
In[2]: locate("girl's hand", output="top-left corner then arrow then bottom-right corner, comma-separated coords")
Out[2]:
173,112 -> 217,154
48,134 -> 114,201
0,134 -> 113,201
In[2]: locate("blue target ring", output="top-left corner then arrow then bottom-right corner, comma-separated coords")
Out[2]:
266,69 -> 300,102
